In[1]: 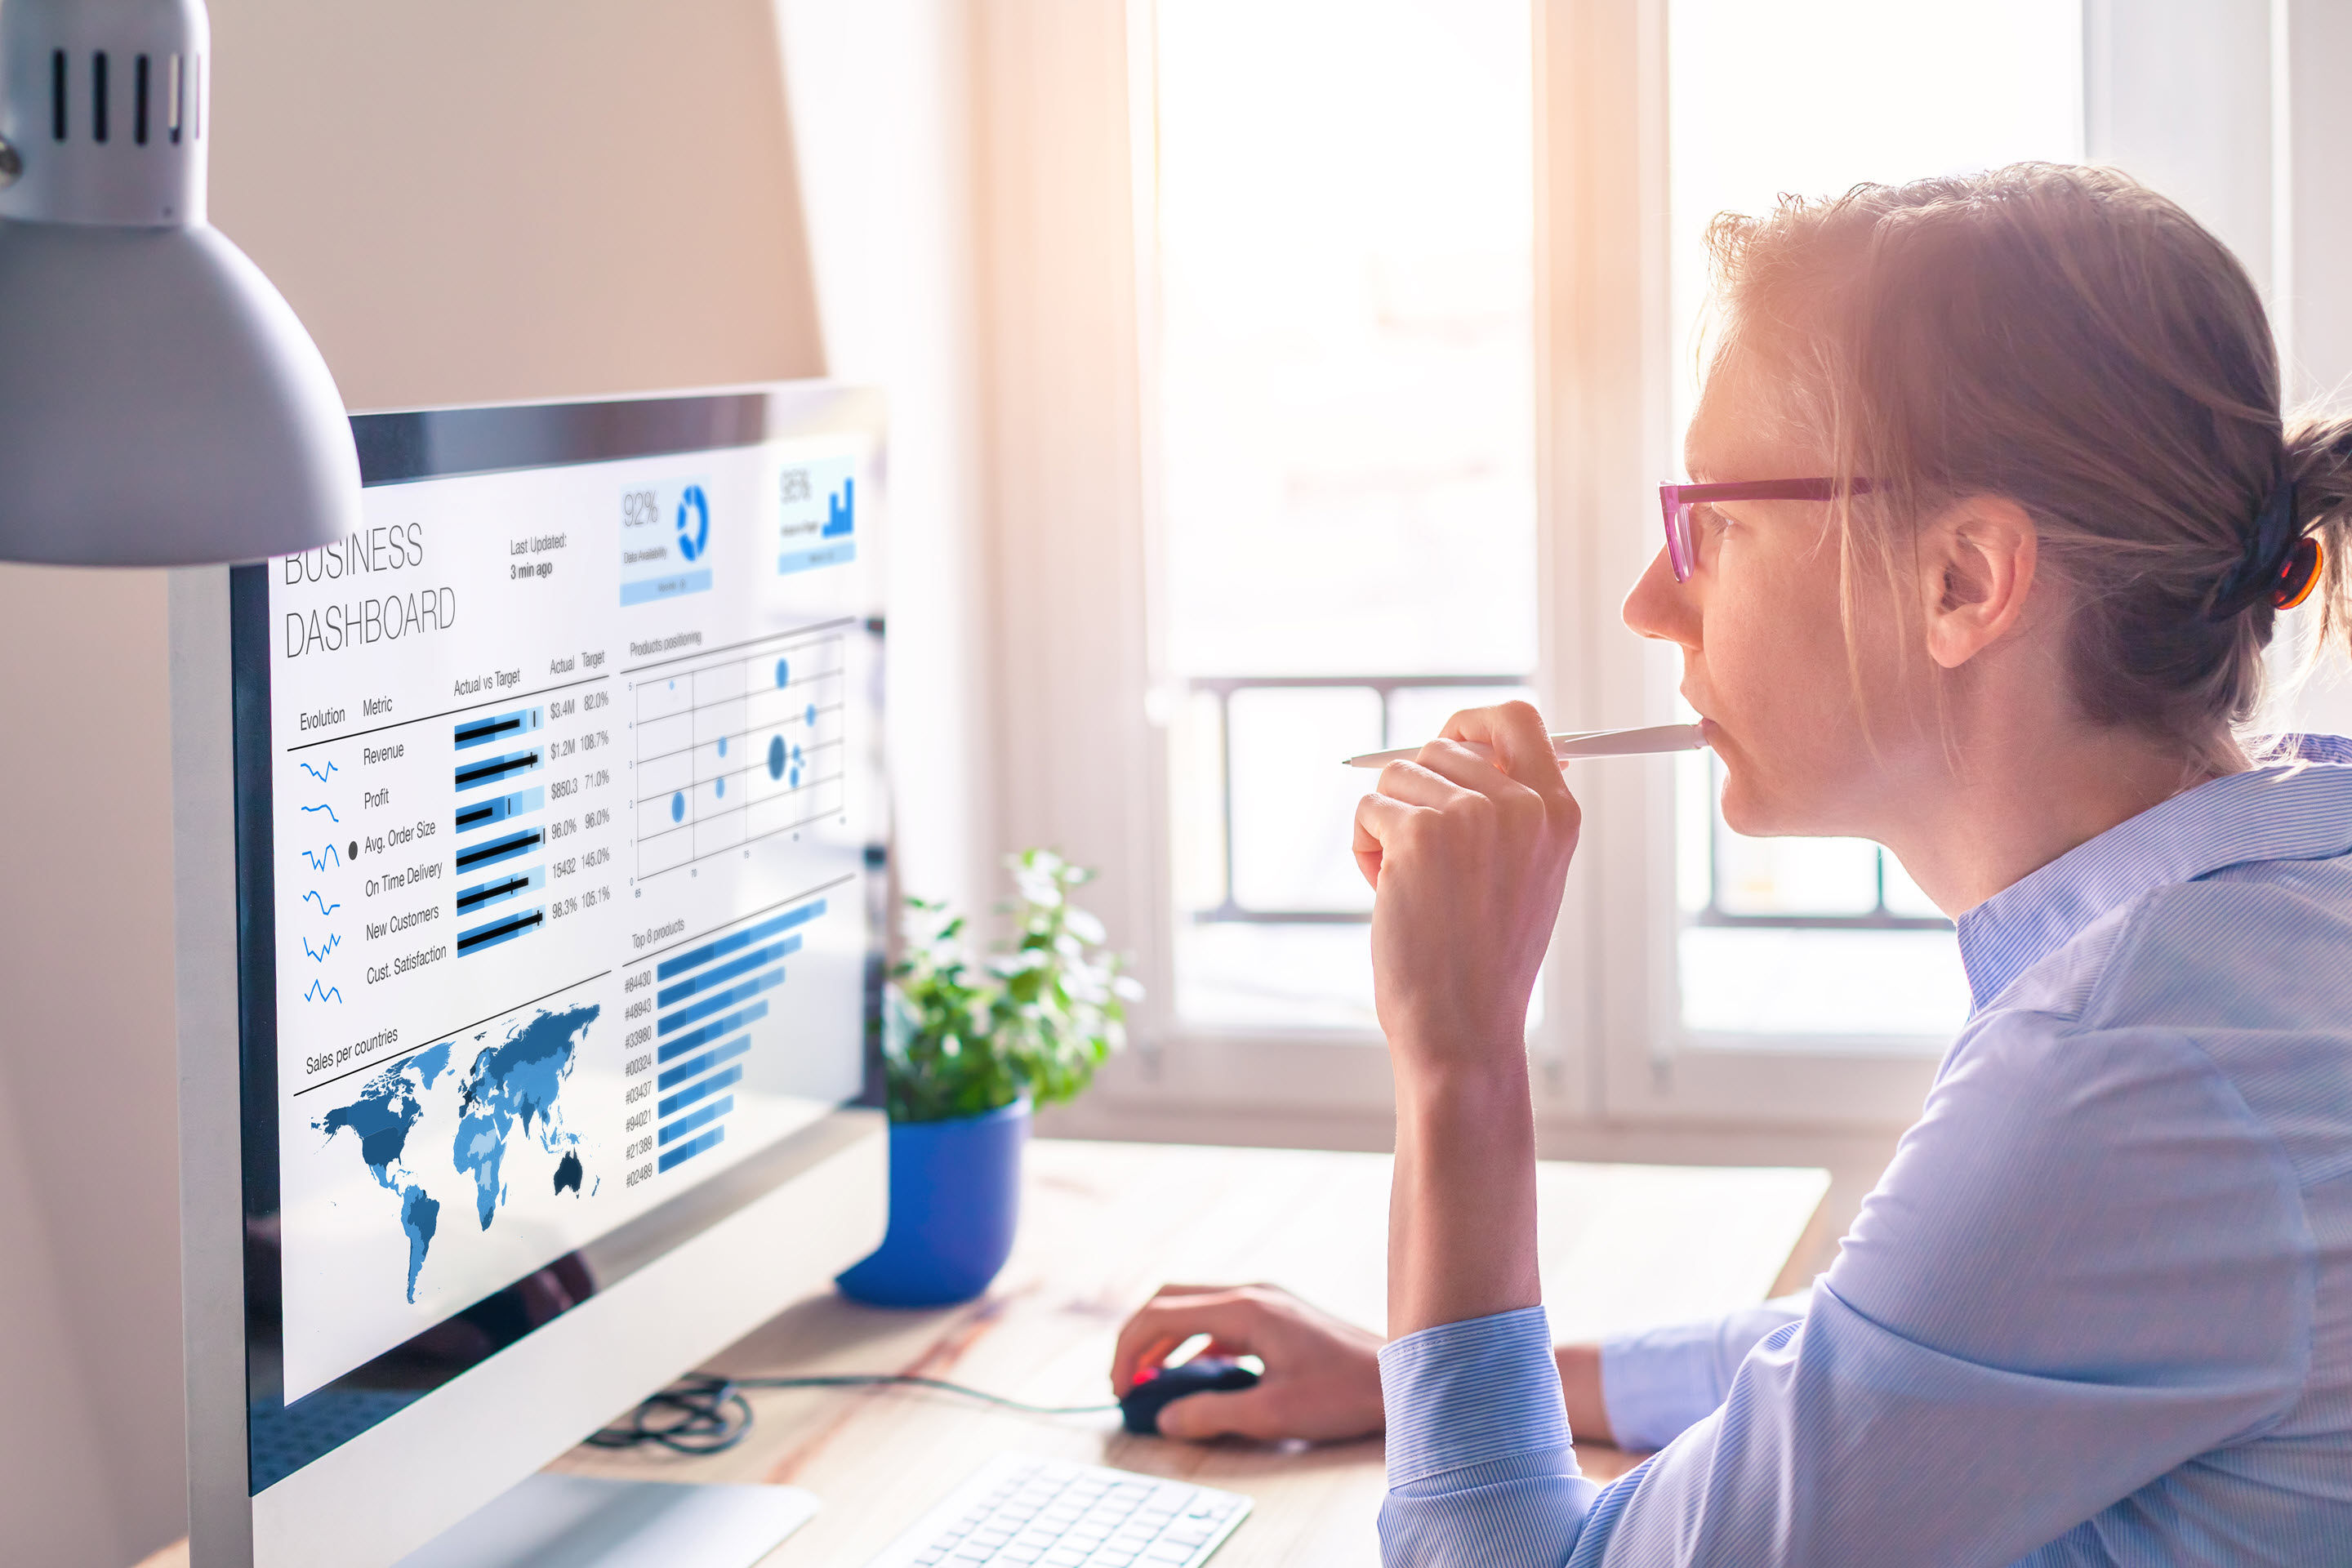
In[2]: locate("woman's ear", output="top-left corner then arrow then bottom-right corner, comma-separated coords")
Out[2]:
1919,495 -> 2038,670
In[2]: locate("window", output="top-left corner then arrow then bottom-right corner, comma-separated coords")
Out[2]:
1150,0 -> 1539,1031
979,0 -> 2290,1133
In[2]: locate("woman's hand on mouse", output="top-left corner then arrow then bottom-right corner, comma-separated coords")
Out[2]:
1108,1284 -> 1384,1443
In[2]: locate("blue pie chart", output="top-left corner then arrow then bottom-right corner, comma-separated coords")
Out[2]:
675,485 -> 710,562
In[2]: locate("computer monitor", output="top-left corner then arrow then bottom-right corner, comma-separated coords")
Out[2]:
168,383 -> 891,1567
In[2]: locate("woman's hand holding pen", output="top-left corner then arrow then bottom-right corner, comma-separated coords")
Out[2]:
1352,701 -> 1581,1339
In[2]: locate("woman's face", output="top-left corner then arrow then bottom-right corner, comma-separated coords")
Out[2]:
1623,350 -> 1927,839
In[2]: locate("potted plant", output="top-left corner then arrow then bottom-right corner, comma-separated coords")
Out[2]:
835,849 -> 1138,1307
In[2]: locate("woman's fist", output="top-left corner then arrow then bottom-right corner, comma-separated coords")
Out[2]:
1350,701 -> 1580,1077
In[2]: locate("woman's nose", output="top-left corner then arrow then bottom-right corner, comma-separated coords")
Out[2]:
1623,546 -> 1699,648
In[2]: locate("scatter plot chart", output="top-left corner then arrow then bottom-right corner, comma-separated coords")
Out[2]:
632,627 -> 850,878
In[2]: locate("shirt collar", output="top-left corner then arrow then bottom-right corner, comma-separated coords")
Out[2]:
1955,733 -> 2352,1010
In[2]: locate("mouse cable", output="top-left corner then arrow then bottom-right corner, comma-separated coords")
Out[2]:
586,1372 -> 1121,1455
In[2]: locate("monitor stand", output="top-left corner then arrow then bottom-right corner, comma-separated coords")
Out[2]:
396,1475 -> 820,1567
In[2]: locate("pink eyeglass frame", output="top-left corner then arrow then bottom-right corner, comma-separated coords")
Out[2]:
1659,478 -> 1878,581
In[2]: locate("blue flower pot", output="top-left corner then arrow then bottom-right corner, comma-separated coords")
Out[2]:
835,1098 -> 1030,1307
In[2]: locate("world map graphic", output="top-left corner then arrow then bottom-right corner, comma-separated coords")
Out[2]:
314,1003 -> 599,1301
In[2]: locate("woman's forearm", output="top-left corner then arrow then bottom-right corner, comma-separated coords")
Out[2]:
1388,1060 -> 1544,1339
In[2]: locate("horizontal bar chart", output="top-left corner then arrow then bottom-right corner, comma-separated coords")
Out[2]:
656,967 -> 784,1036
656,900 -> 826,982
454,747 -> 541,793
657,1062 -> 743,1120
656,935 -> 800,1008
656,1035 -> 751,1093
453,828 -> 542,874
453,706 -> 542,751
657,1125 -> 725,1173
457,906 -> 542,957
455,864 -> 545,915
455,785 -> 544,835
658,1096 -> 733,1147
655,1003 -> 769,1065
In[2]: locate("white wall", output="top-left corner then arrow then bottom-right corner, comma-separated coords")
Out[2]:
776,0 -> 996,920
0,566 -> 185,1566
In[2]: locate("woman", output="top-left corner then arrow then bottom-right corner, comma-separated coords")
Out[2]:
1110,164 -> 2352,1564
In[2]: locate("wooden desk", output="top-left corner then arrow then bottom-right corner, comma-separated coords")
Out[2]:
139,1140 -> 1826,1568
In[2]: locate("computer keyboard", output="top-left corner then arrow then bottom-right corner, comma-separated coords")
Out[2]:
860,1451 -> 1251,1567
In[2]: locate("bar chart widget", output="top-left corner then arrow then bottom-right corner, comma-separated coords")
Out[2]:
638,897 -> 828,1176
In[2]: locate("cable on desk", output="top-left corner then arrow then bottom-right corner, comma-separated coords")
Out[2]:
586,1373 -> 1121,1455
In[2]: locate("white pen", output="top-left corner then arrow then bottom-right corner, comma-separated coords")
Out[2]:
1342,722 -> 1708,768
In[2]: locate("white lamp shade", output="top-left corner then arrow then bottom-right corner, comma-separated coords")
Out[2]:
0,0 -> 359,567
0,215 -> 358,565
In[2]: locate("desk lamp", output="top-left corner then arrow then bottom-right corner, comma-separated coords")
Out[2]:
0,0 -> 357,566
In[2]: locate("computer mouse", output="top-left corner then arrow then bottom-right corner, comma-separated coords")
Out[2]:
1120,1356 -> 1262,1436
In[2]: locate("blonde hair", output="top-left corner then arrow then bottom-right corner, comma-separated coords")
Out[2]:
1703,163 -> 2352,768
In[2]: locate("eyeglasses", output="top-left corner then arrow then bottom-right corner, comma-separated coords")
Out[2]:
1658,479 -> 1878,582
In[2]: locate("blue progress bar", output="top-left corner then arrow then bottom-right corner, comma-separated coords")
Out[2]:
659,1096 -> 733,1147
657,1003 -> 768,1065
456,785 -> 544,835
658,1062 -> 743,1119
657,967 -> 784,1036
657,1035 -> 751,1093
657,935 -> 801,1008
455,747 -> 541,792
657,1125 -> 726,1174
457,906 -> 542,956
453,827 -> 541,873
456,863 -> 545,916
621,568 -> 713,608
657,899 -> 827,982
454,706 -> 542,751
779,542 -> 855,576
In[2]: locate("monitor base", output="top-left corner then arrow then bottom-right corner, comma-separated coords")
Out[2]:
395,1475 -> 819,1567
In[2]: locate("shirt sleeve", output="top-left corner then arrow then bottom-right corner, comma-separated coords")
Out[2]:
1378,1305 -> 1601,1566
1374,1014 -> 2313,1567
1598,1291 -> 1811,1451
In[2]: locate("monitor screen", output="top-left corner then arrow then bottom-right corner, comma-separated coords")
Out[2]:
230,387 -> 884,1491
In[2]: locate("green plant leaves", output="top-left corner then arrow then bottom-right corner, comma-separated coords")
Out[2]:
880,849 -> 1138,1125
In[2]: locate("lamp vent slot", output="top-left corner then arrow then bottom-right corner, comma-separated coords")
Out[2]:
167,54 -> 180,144
91,51 -> 109,144
50,49 -> 65,141
135,55 -> 150,145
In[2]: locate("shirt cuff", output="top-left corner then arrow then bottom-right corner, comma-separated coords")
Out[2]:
1379,1306 -> 1571,1488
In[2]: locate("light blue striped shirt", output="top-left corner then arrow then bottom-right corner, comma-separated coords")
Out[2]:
1379,737 -> 2352,1566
